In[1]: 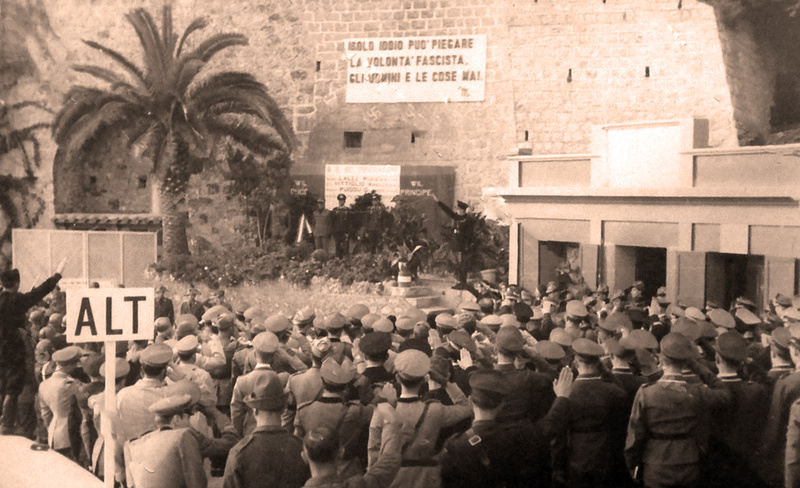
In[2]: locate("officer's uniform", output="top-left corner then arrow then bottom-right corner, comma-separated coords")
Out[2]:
369,350 -> 471,488
230,332 -> 285,436
282,338 -> 331,429
294,357 -> 372,477
440,369 -> 572,488
358,332 -> 394,387
625,333 -> 732,488
331,194 -> 350,258
126,394 -> 206,488
175,335 -> 217,406
785,398 -> 800,488
116,344 -> 173,442
223,371 -> 310,488
564,339 -> 630,488
38,346 -> 86,460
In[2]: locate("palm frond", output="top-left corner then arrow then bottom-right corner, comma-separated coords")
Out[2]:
175,58 -> 206,95
175,17 -> 209,58
125,9 -> 167,86
187,33 -> 247,62
206,117 -> 288,156
82,40 -> 146,85
61,101 -> 140,162
72,64 -> 139,89
53,86 -> 108,142
161,5 -> 177,57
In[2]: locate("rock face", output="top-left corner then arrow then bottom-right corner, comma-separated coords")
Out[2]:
2,0 -> 789,261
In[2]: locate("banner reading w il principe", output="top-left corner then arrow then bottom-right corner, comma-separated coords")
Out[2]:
345,35 -> 486,103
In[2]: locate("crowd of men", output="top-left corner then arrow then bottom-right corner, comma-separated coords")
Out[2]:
5,266 -> 800,488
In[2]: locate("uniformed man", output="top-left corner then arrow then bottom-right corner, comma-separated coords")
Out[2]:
705,331 -> 769,488
440,367 -> 575,488
494,326 -> 555,424
358,332 -> 394,388
294,357 -> 372,477
369,349 -> 470,488
625,332 -> 732,488
565,338 -> 630,488
154,285 -> 175,324
0,259 -> 65,435
38,345 -> 86,460
231,331 -> 285,436
179,288 -> 206,322
785,396 -> 800,488
761,324 -> 800,487
116,343 -> 173,442
174,334 -> 217,410
264,314 -> 311,371
87,357 -> 129,482
767,327 -> 794,387
126,394 -> 207,488
322,312 -> 354,360
223,372 -> 310,488
608,336 -> 648,411
331,193 -> 350,258
283,338 -> 337,429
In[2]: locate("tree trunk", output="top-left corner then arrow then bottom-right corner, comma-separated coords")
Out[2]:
155,182 -> 190,258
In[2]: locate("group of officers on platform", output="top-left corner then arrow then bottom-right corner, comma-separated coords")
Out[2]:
7,265 -> 800,488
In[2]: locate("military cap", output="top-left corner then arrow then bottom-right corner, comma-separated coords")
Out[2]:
790,324 -> 800,346
264,314 -> 292,333
0,268 -> 21,287
572,338 -> 604,358
252,331 -> 280,353
715,331 -> 748,363
344,304 -> 370,322
100,357 -> 131,379
337,193 -> 346,201
626,308 -> 649,326
459,300 -> 481,313
478,297 -> 495,311
623,329 -> 659,350
777,293 -> 793,308
217,313 -> 235,331
395,316 -> 416,332
48,313 -> 63,326
140,343 -> 174,367
176,312 -> 199,328
565,300 -> 589,319
469,369 -> 511,400
610,289 -> 626,302
244,307 -> 267,322
550,328 -> 573,347
733,308 -> 761,327
372,317 -> 394,334
500,314 -> 521,328
698,320 -> 719,339
395,349 -> 431,378
448,329 -> 477,354
545,281 -> 559,294
707,309 -> 735,329
456,200 -> 469,210
29,309 -> 44,322
766,312 -> 785,328
604,338 -> 627,357
660,332 -> 696,360
771,327 -> 792,350
149,394 -> 193,417
429,356 -> 451,385
496,326 -> 525,352
201,305 -> 228,324
176,334 -> 199,354
599,311 -> 632,333
533,340 -> 566,360
530,307 -> 544,321
233,301 -> 251,315
785,308 -> 800,323
735,297 -> 757,309
582,295 -> 598,309
520,289 -> 534,302
671,317 -> 702,343
38,326 -> 57,341
685,307 -> 707,323
320,357 -> 356,385
360,313 -> 382,331
81,353 -> 104,377
168,379 -> 204,403
435,313 -> 457,329
311,337 -> 332,358
244,372 -> 286,411
154,316 -> 172,333
513,302 -> 533,321
155,285 -> 168,293
480,314 -> 503,331
324,313 -> 347,331
359,332 -> 392,356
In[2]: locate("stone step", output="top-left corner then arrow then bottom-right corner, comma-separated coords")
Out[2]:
419,305 -> 453,317
405,295 -> 443,309
389,285 -> 433,297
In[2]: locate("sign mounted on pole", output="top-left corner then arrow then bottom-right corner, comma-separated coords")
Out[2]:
66,288 -> 155,343
345,35 -> 486,103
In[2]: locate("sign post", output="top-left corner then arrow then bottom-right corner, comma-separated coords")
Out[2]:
66,288 -> 154,488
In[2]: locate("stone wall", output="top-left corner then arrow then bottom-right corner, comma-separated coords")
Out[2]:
0,0 -> 769,258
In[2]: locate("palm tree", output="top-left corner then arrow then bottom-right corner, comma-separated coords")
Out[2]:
53,6 -> 294,258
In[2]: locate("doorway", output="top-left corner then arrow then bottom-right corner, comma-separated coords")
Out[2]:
706,253 -> 764,311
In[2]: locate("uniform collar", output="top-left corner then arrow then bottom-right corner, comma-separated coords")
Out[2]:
718,374 -> 741,382
575,374 -> 602,381
254,425 -> 286,433
398,396 -> 421,403
254,363 -> 273,370
494,363 -> 515,372
612,368 -> 634,374
318,396 -> 345,404
659,374 -> 687,383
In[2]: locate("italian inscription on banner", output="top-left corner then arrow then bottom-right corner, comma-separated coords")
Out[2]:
345,35 -> 486,103
325,165 -> 401,209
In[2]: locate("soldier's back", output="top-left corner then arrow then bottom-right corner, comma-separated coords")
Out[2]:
225,426 -> 309,488
126,427 -> 205,488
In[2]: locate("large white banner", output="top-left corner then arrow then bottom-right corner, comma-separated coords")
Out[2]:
345,35 -> 486,103
325,165 -> 401,208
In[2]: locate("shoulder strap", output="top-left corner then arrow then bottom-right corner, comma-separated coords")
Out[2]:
401,402 -> 431,455
464,427 -> 491,468
334,401 -> 355,432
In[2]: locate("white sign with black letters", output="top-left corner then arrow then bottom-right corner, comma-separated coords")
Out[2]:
66,288 -> 154,343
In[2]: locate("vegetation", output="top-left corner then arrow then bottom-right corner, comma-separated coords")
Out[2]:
52,6 -> 294,259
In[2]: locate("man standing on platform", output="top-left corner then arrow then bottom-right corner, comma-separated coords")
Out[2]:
0,258 -> 65,435
331,193 -> 350,258
313,198 -> 333,254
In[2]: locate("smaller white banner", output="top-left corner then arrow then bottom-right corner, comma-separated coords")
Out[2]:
66,288 -> 154,343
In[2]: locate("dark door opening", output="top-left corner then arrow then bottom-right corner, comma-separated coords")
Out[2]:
633,247 -> 667,302
539,241 -> 579,289
706,253 -> 764,311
